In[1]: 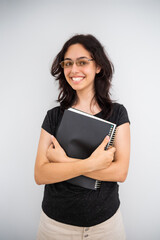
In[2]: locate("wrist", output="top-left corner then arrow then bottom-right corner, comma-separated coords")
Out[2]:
65,156 -> 94,173
85,157 -> 95,172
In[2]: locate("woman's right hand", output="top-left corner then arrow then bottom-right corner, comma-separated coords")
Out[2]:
87,136 -> 116,171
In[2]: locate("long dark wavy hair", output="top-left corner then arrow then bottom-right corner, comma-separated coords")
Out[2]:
51,34 -> 114,119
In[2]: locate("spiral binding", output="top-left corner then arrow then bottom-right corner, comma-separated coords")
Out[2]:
95,126 -> 117,189
95,180 -> 101,189
109,127 -> 117,147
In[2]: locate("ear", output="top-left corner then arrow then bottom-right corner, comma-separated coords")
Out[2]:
96,65 -> 101,74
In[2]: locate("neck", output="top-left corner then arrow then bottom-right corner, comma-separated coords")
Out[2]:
72,89 -> 101,114
77,88 -> 94,105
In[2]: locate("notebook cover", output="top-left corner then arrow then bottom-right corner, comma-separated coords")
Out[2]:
55,108 -> 116,190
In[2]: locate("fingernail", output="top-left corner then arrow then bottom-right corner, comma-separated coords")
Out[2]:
106,135 -> 110,140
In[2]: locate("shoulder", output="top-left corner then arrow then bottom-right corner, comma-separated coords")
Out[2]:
47,106 -> 61,116
41,106 -> 64,135
112,103 -> 128,115
108,102 -> 130,127
46,105 -> 64,120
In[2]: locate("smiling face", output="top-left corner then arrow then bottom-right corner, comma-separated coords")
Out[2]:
63,44 -> 101,94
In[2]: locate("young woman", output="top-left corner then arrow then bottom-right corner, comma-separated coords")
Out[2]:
35,34 -> 130,240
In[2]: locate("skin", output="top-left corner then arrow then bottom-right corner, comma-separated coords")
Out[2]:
63,43 -> 102,114
34,44 -> 130,185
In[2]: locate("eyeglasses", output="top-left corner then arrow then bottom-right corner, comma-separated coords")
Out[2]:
60,57 -> 94,69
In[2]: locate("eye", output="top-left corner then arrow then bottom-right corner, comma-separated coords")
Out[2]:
64,61 -> 73,67
77,60 -> 88,66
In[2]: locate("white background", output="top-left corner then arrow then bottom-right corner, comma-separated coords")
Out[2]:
0,0 -> 160,239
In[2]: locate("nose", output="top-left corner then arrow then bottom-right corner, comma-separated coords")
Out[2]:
70,62 -> 79,73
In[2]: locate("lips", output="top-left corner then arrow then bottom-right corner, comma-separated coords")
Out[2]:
70,76 -> 85,84
72,77 -> 84,81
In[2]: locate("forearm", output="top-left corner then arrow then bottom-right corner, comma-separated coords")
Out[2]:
35,158 -> 92,185
54,157 -> 126,182
62,158 -> 125,182
47,157 -> 123,182
48,156 -> 128,183
84,161 -> 128,182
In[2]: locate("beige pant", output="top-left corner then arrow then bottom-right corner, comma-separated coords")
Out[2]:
37,208 -> 126,240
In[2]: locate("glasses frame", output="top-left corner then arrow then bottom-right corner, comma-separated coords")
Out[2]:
60,57 -> 94,69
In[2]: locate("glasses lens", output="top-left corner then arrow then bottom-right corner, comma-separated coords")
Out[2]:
60,60 -> 73,68
60,59 -> 93,68
76,59 -> 90,66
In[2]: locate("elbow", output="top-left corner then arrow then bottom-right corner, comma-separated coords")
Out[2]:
34,174 -> 42,185
118,171 -> 128,183
35,177 -> 42,185
34,169 -> 43,185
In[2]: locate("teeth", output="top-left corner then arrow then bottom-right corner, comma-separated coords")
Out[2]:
72,77 -> 84,81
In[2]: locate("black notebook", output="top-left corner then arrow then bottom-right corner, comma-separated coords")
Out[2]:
55,108 -> 116,190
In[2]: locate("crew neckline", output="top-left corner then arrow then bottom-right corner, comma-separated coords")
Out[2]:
70,107 -> 102,117
94,110 -> 102,116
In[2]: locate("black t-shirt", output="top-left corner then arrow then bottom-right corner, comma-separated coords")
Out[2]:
41,103 -> 130,227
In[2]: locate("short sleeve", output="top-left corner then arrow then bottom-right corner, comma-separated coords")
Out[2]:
117,105 -> 130,127
41,107 -> 61,135
41,111 -> 53,135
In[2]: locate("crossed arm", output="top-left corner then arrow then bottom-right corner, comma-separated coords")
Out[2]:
34,123 -> 130,185
85,123 -> 130,182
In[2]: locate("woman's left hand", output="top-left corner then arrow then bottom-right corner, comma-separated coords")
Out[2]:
46,136 -> 68,163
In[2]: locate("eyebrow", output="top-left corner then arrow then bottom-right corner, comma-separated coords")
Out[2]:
63,56 -> 89,61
